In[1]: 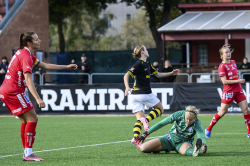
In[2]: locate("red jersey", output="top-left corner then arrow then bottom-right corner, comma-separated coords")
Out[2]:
218,60 -> 242,92
0,47 -> 40,93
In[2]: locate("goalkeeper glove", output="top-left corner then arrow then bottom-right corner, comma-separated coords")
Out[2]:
202,144 -> 207,154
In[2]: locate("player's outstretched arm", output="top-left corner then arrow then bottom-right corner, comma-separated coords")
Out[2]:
37,61 -> 77,71
154,69 -> 180,78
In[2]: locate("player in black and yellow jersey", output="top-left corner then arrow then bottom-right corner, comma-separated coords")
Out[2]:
124,45 -> 180,148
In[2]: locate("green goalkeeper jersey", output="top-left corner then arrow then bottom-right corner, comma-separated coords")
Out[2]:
147,110 -> 206,145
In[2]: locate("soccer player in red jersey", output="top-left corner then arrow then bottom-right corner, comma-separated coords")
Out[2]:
0,32 -> 77,161
205,44 -> 250,138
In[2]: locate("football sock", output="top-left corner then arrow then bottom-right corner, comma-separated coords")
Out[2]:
25,148 -> 32,157
133,120 -> 142,137
146,108 -> 162,122
20,122 -> 27,149
207,113 -> 221,131
24,122 -> 37,157
185,147 -> 193,156
244,114 -> 250,134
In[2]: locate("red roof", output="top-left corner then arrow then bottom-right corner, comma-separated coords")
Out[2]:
179,2 -> 250,12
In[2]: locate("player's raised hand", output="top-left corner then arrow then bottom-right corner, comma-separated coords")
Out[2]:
171,69 -> 180,75
239,79 -> 245,83
66,64 -> 78,70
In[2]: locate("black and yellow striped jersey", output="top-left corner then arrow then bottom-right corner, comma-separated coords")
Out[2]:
127,60 -> 158,94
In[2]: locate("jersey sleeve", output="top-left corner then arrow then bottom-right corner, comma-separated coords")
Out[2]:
194,119 -> 206,145
127,62 -> 143,78
32,54 -> 40,67
149,62 -> 158,75
147,116 -> 173,134
218,64 -> 227,77
147,111 -> 183,134
22,54 -> 34,74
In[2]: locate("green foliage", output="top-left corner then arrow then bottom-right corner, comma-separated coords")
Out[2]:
0,115 -> 250,165
49,8 -> 155,51
121,9 -> 156,49
49,0 -> 117,52
49,0 -> 85,24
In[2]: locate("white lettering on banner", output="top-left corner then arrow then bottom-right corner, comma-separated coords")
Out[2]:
41,89 -> 61,111
60,90 -> 75,110
217,106 -> 248,112
40,88 -> 174,111
125,94 -> 132,110
152,88 -> 173,109
75,89 -> 96,110
217,88 -> 222,99
96,89 -> 107,110
246,82 -> 250,103
108,89 -> 125,110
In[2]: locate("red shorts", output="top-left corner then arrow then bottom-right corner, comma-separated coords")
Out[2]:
221,91 -> 246,105
0,91 -> 34,116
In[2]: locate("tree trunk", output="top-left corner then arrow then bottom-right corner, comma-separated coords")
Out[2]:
57,17 -> 65,52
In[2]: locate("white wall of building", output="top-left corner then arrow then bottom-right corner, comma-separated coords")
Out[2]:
245,39 -> 250,60
100,2 -> 137,36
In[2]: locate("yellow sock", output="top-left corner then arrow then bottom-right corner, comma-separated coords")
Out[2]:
146,108 -> 162,122
133,120 -> 142,137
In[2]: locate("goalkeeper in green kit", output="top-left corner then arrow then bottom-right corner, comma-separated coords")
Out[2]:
136,106 -> 207,157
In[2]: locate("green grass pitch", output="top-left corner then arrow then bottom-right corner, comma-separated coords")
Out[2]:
0,114 -> 249,166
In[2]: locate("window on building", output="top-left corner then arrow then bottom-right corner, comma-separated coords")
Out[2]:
197,43 -> 208,67
103,13 -> 113,27
126,14 -> 131,21
108,14 -> 113,27
103,13 -> 107,18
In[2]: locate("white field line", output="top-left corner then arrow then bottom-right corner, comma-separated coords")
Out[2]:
0,136 -> 160,159
0,133 -> 246,159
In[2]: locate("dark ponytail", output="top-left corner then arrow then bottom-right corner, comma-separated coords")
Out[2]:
19,32 -> 35,50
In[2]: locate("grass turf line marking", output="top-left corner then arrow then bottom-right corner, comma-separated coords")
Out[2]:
0,132 -> 247,159
0,136 -> 160,159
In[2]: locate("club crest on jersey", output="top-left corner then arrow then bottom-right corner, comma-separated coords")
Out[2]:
130,67 -> 134,71
165,134 -> 171,140
188,127 -> 193,133
226,92 -> 233,98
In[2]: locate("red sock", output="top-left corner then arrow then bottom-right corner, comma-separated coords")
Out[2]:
207,113 -> 221,131
244,114 -> 250,134
20,123 -> 27,149
25,122 -> 37,148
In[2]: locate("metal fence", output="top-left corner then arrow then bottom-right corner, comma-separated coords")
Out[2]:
33,72 -> 250,85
